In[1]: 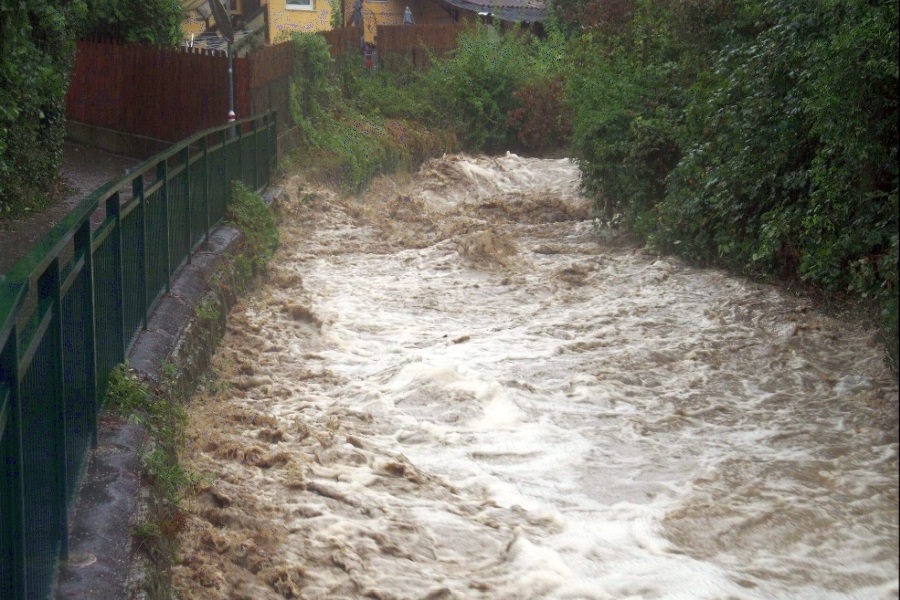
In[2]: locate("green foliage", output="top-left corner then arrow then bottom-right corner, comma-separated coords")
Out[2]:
106,363 -> 152,414
342,53 -> 427,120
417,23 -> 548,151
331,0 -> 344,30
507,77 -> 572,152
566,0 -> 899,367
78,0 -> 183,46
0,0 -> 83,217
106,363 -> 190,598
195,297 -> 221,322
227,181 -> 279,272
0,0 -> 182,219
287,26 -> 570,192
336,23 -> 570,155
287,35 -> 448,192
290,32 -> 339,146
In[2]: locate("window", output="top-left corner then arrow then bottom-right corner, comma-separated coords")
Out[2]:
286,0 -> 312,9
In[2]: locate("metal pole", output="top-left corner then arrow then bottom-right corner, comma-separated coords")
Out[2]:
228,41 -> 235,137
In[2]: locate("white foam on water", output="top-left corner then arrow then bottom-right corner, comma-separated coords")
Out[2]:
178,154 -> 898,600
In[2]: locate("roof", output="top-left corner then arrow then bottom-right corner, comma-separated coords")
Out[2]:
440,0 -> 547,22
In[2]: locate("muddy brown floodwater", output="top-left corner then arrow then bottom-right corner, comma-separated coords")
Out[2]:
174,155 -> 898,600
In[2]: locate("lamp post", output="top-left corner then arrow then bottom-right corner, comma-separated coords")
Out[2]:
208,0 -> 236,134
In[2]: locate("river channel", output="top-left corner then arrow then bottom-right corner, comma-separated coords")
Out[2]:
173,155 -> 898,600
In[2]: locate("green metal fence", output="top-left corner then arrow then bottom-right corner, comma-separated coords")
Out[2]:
0,112 -> 277,600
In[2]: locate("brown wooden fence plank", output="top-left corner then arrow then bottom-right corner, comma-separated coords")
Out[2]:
376,23 -> 472,52
66,41 -> 247,143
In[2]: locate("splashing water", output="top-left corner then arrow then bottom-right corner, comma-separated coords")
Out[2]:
175,154 -> 898,600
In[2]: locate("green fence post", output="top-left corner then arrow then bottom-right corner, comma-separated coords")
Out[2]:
37,257 -> 69,560
270,112 -> 277,180
201,136 -> 210,242
1,319 -> 27,600
222,130 -> 229,210
132,176 -> 149,331
106,193 -> 127,362
73,221 -> 100,448
157,161 -> 172,291
252,118 -> 260,192
183,147 -> 192,264
238,123 -> 245,187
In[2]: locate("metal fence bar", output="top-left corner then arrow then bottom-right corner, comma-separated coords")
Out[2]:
73,221 -> 99,449
202,137 -> 211,242
134,175 -> 149,331
36,258 -> 68,561
184,147 -> 193,265
0,309 -> 27,600
0,112 -> 275,600
158,160 -> 171,292
108,194 -> 127,362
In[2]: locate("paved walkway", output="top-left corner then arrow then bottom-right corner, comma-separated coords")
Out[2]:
0,141 -> 139,275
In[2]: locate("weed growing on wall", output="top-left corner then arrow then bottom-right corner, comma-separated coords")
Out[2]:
105,364 -> 193,599
227,181 -> 280,274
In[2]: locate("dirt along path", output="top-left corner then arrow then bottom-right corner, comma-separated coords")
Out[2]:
0,141 -> 139,276
173,154 -> 898,600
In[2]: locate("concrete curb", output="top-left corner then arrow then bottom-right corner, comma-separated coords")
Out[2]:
54,186 -> 286,600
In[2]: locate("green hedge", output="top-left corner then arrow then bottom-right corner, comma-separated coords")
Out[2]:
565,0 -> 898,368
0,0 -> 182,218
0,0 -> 81,216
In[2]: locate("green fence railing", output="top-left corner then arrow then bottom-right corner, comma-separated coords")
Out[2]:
0,112 -> 277,600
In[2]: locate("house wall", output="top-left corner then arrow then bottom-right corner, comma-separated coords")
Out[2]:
268,0 -> 334,42
182,12 -> 209,39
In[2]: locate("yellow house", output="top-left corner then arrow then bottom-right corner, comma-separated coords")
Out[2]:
268,0 -> 333,42
181,0 -> 537,48
182,0 -> 334,46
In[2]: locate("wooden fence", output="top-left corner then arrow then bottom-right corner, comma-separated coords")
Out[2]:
65,41 -> 296,143
247,42 -> 294,134
320,26 -> 364,58
65,25 -> 470,144
376,24 -> 472,68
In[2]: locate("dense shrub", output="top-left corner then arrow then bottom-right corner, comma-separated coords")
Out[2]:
0,0 -> 184,218
564,0 -> 898,368
289,32 -> 339,146
228,182 -> 280,273
286,25 -> 571,190
340,23 -> 569,154
0,0 -> 83,216
418,23 -> 560,151
79,0 -> 183,46
287,34 -> 447,192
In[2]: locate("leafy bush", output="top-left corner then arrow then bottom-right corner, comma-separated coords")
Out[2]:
0,0 -> 184,219
507,78 -> 571,152
417,23 -> 545,151
227,182 -> 279,273
564,0 -> 899,367
341,23 -> 570,154
290,32 -> 339,146
79,0 -> 183,46
287,33 -> 447,192
0,0 -> 82,217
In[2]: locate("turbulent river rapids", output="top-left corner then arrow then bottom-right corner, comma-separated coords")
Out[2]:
173,155 -> 899,600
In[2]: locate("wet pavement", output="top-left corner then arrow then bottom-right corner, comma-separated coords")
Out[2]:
0,141 -> 139,275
